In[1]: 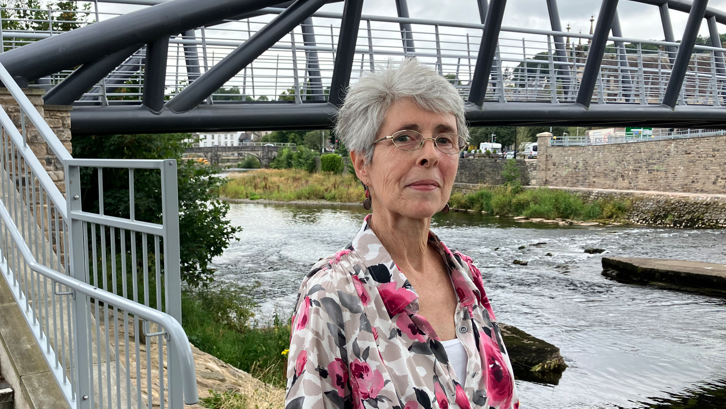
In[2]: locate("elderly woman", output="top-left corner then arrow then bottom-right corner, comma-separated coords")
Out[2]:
285,59 -> 519,409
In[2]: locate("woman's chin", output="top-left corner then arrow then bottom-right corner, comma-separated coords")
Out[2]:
397,203 -> 446,219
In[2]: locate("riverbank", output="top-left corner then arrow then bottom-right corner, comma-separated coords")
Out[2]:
220,170 -> 634,223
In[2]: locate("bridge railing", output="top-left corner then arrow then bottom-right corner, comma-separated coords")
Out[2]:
5,0 -> 726,108
0,61 -> 197,408
550,129 -> 726,146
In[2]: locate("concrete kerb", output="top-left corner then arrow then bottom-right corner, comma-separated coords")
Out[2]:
0,276 -> 69,409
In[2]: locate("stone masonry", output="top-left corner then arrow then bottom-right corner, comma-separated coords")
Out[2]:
0,88 -> 72,195
455,157 -> 537,186
537,133 -> 726,195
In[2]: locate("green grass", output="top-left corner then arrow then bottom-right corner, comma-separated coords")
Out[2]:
219,169 -> 364,203
449,185 -> 632,222
181,283 -> 291,388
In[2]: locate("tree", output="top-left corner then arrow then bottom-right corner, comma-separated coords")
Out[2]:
1,0 -> 89,31
511,52 -> 550,87
468,127 -> 516,149
72,134 -> 242,287
214,86 -> 244,101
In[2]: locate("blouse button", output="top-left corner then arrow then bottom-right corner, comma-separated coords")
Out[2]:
459,326 -> 468,334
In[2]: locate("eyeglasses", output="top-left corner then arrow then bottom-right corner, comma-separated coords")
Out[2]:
372,129 -> 466,155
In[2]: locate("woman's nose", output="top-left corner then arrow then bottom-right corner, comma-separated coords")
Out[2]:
418,138 -> 440,167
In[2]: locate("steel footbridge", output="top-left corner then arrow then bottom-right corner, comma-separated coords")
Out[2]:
2,0 -> 726,133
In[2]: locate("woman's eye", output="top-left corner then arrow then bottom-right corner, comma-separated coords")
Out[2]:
393,134 -> 412,143
436,136 -> 453,145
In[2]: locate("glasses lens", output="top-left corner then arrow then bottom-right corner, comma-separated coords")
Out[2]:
434,134 -> 463,154
391,130 -> 423,151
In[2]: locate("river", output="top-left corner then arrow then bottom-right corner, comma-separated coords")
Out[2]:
210,203 -> 726,409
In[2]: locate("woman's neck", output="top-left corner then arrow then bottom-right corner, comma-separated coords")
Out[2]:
368,209 -> 431,274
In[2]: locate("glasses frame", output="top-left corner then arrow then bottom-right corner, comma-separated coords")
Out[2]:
372,129 -> 466,155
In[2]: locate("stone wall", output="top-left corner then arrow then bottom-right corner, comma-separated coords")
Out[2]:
0,88 -> 71,194
536,133 -> 726,194
455,157 -> 535,186
556,187 -> 726,228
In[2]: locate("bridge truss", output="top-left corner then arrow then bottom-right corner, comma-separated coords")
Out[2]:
2,0 -> 726,133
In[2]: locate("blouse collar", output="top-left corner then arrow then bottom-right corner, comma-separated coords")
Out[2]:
350,214 -> 480,317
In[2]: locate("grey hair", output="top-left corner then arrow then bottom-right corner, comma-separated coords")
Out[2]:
334,58 -> 469,163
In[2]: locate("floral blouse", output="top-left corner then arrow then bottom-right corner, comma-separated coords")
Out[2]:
285,215 -> 519,409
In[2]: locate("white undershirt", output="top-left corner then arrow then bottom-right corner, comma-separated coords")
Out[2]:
440,338 -> 468,385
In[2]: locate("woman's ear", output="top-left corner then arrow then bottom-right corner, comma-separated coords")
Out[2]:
350,151 -> 370,185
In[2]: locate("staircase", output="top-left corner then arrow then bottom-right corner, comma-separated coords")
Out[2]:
0,62 -> 198,408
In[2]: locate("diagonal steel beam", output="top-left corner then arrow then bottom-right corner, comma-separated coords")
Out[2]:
633,0 -> 726,25
546,0 -> 571,97
707,16 -> 725,75
611,12 -> 633,102
395,0 -> 416,55
468,0 -> 507,106
328,0 -> 365,107
662,0 -> 709,108
0,0 -> 271,82
181,30 -> 202,83
301,17 -> 325,102
165,0 -> 329,113
43,44 -> 142,106
143,37 -> 170,113
576,0 -> 619,108
477,0 -> 488,23
659,3 -> 677,65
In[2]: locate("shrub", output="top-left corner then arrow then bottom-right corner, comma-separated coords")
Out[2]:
501,159 -> 521,186
321,153 -> 344,173
238,155 -> 261,169
271,146 -> 318,172
182,283 -> 291,387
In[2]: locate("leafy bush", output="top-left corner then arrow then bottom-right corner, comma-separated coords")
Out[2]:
237,155 -> 261,169
271,146 -> 318,172
320,153 -> 343,173
72,133 -> 241,287
182,283 -> 291,387
448,185 -> 631,222
501,159 -> 521,186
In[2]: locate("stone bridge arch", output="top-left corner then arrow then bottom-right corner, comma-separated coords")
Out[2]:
185,144 -> 292,168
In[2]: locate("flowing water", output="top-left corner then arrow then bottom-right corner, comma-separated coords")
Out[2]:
211,203 -> 726,409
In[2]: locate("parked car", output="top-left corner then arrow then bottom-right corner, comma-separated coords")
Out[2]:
504,151 -> 515,159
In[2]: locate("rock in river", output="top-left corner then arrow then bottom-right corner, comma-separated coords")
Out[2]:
499,324 -> 567,385
602,257 -> 726,297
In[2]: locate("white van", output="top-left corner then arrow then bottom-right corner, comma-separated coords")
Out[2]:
524,142 -> 538,158
479,142 -> 502,154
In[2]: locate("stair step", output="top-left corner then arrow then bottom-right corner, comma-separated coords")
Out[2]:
0,378 -> 13,409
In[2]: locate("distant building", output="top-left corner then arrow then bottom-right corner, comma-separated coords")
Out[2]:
187,130 -> 273,147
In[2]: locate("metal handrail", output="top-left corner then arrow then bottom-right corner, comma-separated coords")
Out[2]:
0,100 -> 68,220
0,62 -> 72,164
0,199 -> 199,405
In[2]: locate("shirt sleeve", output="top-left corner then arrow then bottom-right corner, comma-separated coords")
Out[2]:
286,270 -> 351,409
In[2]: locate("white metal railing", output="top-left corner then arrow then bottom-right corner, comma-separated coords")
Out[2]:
4,1 -> 726,107
0,61 -> 198,408
549,129 -> 726,146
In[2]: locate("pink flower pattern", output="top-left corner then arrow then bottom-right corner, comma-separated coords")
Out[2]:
286,218 -> 519,409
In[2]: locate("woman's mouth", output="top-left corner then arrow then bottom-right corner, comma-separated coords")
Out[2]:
406,180 -> 440,191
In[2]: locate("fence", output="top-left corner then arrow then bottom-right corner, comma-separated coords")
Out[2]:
0,61 -> 197,408
3,1 -> 726,107
549,128 -> 726,146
